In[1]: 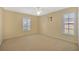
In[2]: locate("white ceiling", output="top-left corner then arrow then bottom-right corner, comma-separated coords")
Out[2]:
4,7 -> 67,16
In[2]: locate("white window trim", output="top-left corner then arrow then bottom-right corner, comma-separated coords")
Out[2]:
62,12 -> 76,36
23,16 -> 31,32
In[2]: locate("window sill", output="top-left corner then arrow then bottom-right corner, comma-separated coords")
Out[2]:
62,33 -> 74,37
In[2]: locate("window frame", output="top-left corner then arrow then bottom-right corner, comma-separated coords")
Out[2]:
62,12 -> 76,36
23,16 -> 31,32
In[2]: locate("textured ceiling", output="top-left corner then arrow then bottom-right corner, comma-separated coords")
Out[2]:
4,7 -> 67,16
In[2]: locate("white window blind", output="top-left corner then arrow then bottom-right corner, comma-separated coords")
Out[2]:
23,16 -> 31,32
63,13 -> 76,35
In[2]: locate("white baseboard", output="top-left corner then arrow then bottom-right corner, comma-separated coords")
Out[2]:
40,33 -> 77,45
4,33 -> 39,40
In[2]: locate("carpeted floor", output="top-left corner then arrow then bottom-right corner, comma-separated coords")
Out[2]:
0,34 -> 78,51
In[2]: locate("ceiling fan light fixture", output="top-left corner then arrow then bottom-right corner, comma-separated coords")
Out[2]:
37,10 -> 42,16
35,7 -> 42,16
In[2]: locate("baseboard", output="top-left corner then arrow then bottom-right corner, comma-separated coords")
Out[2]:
4,33 -> 39,40
40,33 -> 78,45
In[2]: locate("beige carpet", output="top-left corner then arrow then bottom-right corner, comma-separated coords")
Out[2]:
0,34 -> 78,51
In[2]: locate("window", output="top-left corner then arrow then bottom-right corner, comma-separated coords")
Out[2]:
23,16 -> 31,32
63,13 -> 76,35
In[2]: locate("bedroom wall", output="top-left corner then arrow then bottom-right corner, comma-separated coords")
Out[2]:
3,10 -> 39,40
0,8 -> 3,45
39,7 -> 78,44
